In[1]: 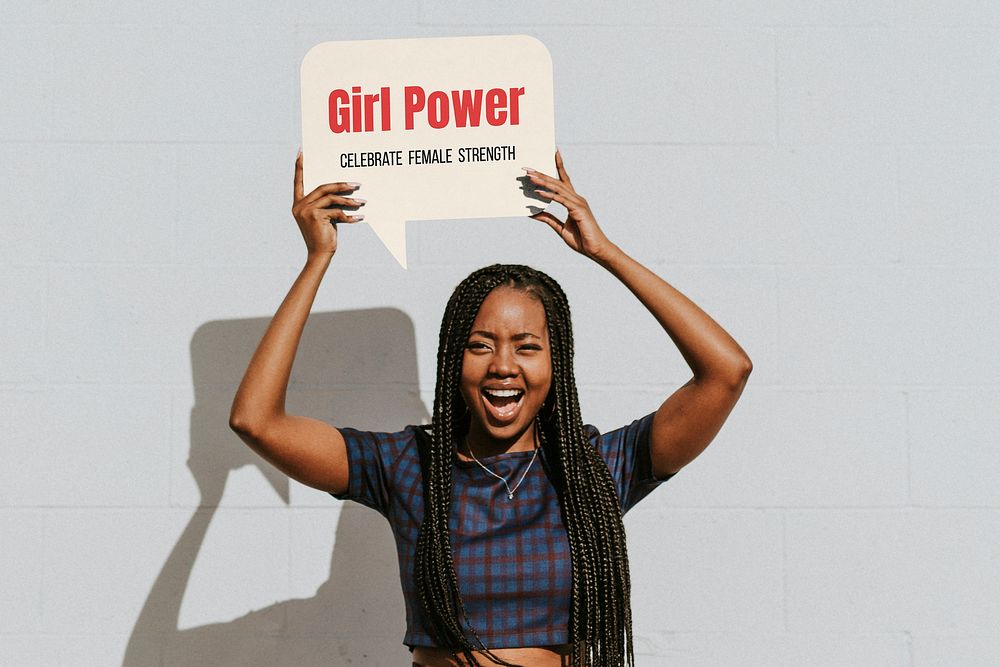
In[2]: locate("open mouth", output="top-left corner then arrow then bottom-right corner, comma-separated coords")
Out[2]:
481,387 -> 525,421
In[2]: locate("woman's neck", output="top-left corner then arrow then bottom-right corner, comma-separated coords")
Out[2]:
460,423 -> 538,460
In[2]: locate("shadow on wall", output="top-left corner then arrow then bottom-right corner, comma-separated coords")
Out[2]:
125,309 -> 429,665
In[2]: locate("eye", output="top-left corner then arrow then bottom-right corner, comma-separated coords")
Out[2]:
466,341 -> 490,351
518,344 -> 543,352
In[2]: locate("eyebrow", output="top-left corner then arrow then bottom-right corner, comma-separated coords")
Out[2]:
468,330 -> 543,341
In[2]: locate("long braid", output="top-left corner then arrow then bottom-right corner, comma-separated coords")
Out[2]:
415,265 -> 636,666
531,269 -> 634,665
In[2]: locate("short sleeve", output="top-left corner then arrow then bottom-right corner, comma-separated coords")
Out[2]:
588,412 -> 676,514
329,426 -> 414,517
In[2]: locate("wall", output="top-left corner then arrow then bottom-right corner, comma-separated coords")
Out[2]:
2,2 -> 999,665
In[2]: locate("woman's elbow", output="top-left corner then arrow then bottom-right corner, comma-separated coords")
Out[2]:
722,355 -> 752,390
228,396 -> 278,437
229,411 -> 266,438
228,413 -> 249,434
699,349 -> 752,387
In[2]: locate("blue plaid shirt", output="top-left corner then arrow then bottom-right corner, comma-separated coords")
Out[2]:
331,412 -> 674,648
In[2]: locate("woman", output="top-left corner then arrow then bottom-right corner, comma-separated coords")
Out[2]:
229,150 -> 752,666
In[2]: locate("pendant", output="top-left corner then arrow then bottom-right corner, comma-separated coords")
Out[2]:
507,492 -> 514,500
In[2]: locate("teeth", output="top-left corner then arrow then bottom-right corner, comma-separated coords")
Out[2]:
483,388 -> 522,398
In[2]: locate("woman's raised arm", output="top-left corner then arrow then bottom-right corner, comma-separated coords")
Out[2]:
526,151 -> 752,478
228,152 -> 366,494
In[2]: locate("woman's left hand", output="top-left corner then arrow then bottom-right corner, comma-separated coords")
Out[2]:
526,150 -> 617,262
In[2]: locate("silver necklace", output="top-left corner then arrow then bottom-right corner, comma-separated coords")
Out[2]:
464,432 -> 539,500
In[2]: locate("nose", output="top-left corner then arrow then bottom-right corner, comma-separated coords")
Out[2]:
488,345 -> 518,377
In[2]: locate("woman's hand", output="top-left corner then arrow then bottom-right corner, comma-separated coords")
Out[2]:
526,150 -> 617,262
292,151 -> 366,258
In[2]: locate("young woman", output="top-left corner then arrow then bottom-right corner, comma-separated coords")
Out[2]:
229,150 -> 752,666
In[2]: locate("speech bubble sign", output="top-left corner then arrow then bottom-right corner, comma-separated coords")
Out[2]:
300,35 -> 556,268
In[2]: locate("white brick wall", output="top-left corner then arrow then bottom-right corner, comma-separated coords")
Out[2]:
2,2 -> 998,665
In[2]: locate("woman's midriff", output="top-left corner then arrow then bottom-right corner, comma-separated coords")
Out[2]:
411,644 -> 574,666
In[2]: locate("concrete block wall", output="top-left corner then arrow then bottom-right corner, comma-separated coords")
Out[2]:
2,2 -> 998,665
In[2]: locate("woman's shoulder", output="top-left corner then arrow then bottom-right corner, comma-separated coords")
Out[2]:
338,422 -> 427,439
337,422 -> 427,463
587,413 -> 655,435
583,413 -> 657,452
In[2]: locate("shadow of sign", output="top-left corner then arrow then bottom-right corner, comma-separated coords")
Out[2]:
126,308 -> 428,665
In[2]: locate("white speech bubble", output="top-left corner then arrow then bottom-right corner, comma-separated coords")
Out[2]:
300,35 -> 556,268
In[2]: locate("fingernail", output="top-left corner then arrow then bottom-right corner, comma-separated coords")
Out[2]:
353,214 -> 365,221
297,146 -> 302,156
353,198 -> 367,204
522,167 -> 536,174
347,182 -> 361,188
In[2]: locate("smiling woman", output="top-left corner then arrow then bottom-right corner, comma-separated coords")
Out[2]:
460,286 -> 552,456
229,150 -> 752,667
409,264 -> 650,667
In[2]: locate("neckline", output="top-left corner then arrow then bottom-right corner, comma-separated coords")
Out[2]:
453,447 -> 539,467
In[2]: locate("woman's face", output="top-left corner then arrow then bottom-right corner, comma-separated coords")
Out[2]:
459,286 -> 553,450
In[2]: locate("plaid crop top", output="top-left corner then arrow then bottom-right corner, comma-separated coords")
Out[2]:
330,412 -> 675,648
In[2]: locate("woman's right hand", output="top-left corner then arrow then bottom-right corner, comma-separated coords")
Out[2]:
292,151 -> 365,258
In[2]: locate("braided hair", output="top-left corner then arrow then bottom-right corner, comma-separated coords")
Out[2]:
414,264 -> 636,667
